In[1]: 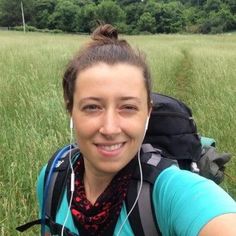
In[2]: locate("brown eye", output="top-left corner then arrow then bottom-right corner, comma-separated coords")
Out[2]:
82,104 -> 102,112
121,105 -> 138,112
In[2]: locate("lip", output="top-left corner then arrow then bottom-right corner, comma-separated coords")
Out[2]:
94,142 -> 126,158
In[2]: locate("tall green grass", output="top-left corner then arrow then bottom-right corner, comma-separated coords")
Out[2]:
0,31 -> 235,235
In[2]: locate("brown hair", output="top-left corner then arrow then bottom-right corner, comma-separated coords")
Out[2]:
63,24 -> 152,113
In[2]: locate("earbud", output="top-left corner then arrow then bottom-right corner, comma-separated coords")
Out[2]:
70,117 -> 73,129
145,116 -> 150,131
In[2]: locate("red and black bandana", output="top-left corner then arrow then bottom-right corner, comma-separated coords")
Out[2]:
68,156 -> 137,236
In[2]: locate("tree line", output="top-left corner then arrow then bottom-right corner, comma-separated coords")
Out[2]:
0,0 -> 235,34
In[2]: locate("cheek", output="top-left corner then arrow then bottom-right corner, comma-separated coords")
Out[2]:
73,117 -> 100,140
122,119 -> 146,140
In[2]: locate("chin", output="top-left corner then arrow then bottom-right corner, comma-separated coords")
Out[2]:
98,161 -> 129,175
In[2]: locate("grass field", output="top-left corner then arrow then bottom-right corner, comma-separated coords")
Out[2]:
0,31 -> 235,235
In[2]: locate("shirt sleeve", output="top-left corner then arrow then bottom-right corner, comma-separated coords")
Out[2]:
153,165 -> 236,236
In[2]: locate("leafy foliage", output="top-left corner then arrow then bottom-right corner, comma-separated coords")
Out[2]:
96,0 -> 126,27
77,2 -> 97,33
0,0 -> 235,34
49,0 -> 79,32
137,12 -> 156,33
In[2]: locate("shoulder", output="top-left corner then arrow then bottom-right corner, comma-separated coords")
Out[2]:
36,164 -> 78,234
37,165 -> 47,198
36,165 -> 47,212
152,165 -> 236,236
154,165 -> 236,204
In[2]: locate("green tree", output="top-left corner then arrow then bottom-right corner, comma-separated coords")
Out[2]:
0,0 -> 234,34
198,1 -> 235,33
0,0 -> 35,27
123,2 -> 144,33
96,1 -> 126,26
137,12 -> 156,33
77,3 -> 97,33
204,0 -> 222,12
50,0 -> 79,32
156,2 -> 185,33
209,6 -> 235,33
224,0 -> 236,14
73,0 -> 93,7
183,6 -> 199,25
185,0 -> 206,7
116,0 -> 138,5
144,0 -> 162,17
34,0 -> 57,29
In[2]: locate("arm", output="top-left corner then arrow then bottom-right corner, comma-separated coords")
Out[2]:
199,213 -> 236,236
153,166 -> 236,236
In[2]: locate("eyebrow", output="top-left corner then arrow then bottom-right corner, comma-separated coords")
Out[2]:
119,97 -> 142,103
79,96 -> 142,103
79,97 -> 101,102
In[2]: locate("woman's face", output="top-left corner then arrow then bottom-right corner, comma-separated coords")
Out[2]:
72,63 -> 151,177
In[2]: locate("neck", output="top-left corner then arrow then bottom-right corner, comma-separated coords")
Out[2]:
83,163 -> 115,205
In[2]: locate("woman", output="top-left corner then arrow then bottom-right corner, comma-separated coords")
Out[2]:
37,24 -> 236,236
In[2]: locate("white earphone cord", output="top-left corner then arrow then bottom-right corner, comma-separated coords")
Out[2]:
116,147 -> 143,236
116,117 -> 148,236
60,118 -> 148,236
61,146 -> 143,236
61,122 -> 75,236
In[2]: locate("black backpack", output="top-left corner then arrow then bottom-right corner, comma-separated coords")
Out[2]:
144,93 -> 202,168
17,143 -> 175,236
16,92 -> 231,235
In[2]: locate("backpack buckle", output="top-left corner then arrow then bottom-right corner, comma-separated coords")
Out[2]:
190,162 -> 200,174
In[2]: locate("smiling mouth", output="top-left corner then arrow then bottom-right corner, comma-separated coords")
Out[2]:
95,143 -> 125,151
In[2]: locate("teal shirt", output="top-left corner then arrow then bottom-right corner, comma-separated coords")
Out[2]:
37,165 -> 236,236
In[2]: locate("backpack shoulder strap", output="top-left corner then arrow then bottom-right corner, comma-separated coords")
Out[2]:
126,144 -> 176,236
44,145 -> 80,222
16,145 -> 80,234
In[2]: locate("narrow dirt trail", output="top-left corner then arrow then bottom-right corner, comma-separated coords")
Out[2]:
174,49 -> 193,102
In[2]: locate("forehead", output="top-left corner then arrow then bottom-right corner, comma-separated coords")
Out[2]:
74,63 -> 147,99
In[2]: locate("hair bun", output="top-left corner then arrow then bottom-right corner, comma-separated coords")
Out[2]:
92,24 -> 118,43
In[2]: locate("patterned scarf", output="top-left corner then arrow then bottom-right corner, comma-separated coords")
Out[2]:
68,157 -> 136,236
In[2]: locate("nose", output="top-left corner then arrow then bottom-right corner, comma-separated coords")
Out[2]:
99,109 -> 121,137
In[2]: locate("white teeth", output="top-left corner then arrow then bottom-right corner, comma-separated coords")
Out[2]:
99,143 -> 123,151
